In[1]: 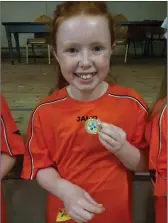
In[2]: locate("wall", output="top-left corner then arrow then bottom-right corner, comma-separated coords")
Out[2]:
107,1 -> 167,21
1,1 -> 167,47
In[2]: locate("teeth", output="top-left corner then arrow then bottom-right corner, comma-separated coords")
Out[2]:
81,74 -> 92,79
76,73 -> 96,80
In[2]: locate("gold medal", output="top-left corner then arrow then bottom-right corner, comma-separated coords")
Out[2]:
85,119 -> 99,134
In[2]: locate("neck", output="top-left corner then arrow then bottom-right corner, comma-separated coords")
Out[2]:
67,82 -> 109,101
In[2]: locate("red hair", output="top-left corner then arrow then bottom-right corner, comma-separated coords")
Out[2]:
49,2 -> 116,93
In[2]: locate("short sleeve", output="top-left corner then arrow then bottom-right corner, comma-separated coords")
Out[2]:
130,93 -> 148,150
162,106 -> 167,142
157,105 -> 167,175
1,95 -> 25,156
21,107 -> 54,180
155,105 -> 167,196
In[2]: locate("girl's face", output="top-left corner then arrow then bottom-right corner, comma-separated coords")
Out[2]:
55,15 -> 113,99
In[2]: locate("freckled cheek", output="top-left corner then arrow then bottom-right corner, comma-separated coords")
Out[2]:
94,53 -> 111,69
59,56 -> 78,72
58,58 -> 78,82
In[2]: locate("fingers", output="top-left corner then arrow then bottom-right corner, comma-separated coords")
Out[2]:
69,211 -> 87,223
99,131 -> 120,148
63,184 -> 105,223
70,206 -> 94,222
98,120 -> 123,141
101,125 -> 120,140
98,134 -> 113,151
79,197 -> 104,214
76,207 -> 94,222
84,192 -> 103,208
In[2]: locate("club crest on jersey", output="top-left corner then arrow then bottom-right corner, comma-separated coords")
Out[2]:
85,119 -> 99,134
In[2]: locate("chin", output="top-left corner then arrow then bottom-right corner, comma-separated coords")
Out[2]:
74,82 -> 100,92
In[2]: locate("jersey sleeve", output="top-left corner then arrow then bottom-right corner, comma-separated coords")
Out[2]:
158,106 -> 167,172
129,92 -> 148,150
1,95 -> 25,156
155,105 -> 167,195
21,106 -> 54,180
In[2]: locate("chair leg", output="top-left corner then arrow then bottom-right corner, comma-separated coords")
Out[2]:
140,42 -> 144,55
31,44 -> 36,63
48,45 -> 51,64
124,43 -> 129,63
25,45 -> 28,64
144,40 -> 148,55
150,39 -> 154,56
162,40 -> 166,57
146,39 -> 150,56
133,41 -> 136,56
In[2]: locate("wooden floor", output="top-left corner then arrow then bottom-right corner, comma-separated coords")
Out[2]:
1,57 -> 165,134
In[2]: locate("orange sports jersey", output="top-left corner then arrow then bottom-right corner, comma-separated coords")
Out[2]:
1,94 -> 25,155
1,94 -> 25,223
145,98 -> 167,196
145,98 -> 167,223
22,84 -> 148,223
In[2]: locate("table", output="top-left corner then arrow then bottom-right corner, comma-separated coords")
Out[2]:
120,20 -> 163,26
2,21 -> 163,64
2,22 -> 49,64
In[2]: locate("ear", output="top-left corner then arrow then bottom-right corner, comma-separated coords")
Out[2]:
109,42 -> 116,58
111,42 -> 116,52
51,47 -> 59,63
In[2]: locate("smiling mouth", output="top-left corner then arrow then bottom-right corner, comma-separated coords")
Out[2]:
74,72 -> 97,80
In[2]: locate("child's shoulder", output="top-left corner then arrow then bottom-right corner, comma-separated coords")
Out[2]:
109,83 -> 144,100
40,88 -> 66,104
32,88 -> 67,113
150,97 -> 167,119
153,97 -> 167,109
109,83 -> 148,109
1,94 -> 10,114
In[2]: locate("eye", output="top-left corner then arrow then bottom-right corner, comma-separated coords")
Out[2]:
93,46 -> 104,52
66,48 -> 78,53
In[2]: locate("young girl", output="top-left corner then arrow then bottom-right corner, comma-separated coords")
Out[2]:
22,2 -> 148,223
1,94 -> 25,223
145,73 -> 167,223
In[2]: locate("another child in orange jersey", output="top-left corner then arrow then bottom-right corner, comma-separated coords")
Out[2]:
21,2 -> 148,223
145,73 -> 167,223
1,94 -> 25,223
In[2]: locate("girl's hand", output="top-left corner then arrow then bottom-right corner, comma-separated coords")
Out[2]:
62,182 -> 104,222
97,120 -> 127,154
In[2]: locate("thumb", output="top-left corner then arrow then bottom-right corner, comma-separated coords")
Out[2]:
97,119 -> 109,131
98,119 -> 116,130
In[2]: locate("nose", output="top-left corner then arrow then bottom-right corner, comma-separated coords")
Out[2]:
79,50 -> 92,69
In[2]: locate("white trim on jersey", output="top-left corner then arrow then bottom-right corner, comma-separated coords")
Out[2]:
1,116 -> 13,156
108,93 -> 148,113
157,104 -> 167,180
27,97 -> 67,180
